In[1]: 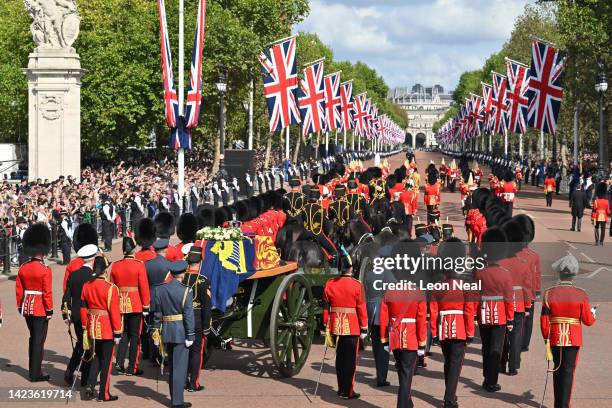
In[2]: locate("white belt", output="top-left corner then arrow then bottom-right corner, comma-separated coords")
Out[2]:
512,286 -> 523,291
440,310 -> 464,316
24,290 -> 43,295
392,317 -> 416,323
481,295 -> 503,301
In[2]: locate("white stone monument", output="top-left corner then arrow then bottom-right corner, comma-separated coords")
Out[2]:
23,0 -> 82,182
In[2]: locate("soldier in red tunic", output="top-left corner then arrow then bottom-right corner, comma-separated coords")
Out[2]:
474,227 -> 514,392
424,172 -> 441,225
398,182 -> 418,238
499,171 -> 518,216
514,164 -> 523,190
81,256 -> 123,401
322,254 -> 368,400
379,266 -> 427,408
110,237 -> 151,375
134,218 -> 157,262
63,223 -> 98,292
430,238 -> 476,408
544,172 -> 557,207
591,182 -> 610,245
15,223 -> 53,382
541,254 -> 596,408
167,213 -> 199,261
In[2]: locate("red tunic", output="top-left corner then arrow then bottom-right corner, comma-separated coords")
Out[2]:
518,247 -> 541,298
379,289 -> 427,350
16,259 -> 54,317
398,190 -> 418,215
424,183 -> 441,206
499,256 -> 532,312
541,282 -> 596,347
109,256 -> 151,313
499,181 -> 517,203
429,278 -> 476,340
474,264 -> 515,325
389,183 -> 404,201
63,257 -> 84,292
80,277 -> 122,340
322,276 -> 368,336
591,198 -> 610,222
166,244 -> 184,262
135,248 -> 156,262
544,177 -> 556,193
465,208 -> 487,243
358,183 -> 370,201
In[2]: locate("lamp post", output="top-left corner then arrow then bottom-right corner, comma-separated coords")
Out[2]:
217,64 -> 228,178
595,62 -> 608,180
10,101 -> 19,142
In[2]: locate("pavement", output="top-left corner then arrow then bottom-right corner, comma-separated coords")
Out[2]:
0,149 -> 610,407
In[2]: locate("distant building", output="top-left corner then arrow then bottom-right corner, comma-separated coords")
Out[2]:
388,84 -> 453,148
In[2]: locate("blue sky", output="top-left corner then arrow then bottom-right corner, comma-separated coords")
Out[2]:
296,0 -> 535,91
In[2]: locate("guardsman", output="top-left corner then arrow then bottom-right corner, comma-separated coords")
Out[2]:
398,182 -> 418,238
168,213 -> 199,261
322,253 -> 368,400
182,244 -> 212,393
302,189 -> 337,261
62,243 -> 98,386
439,158 -> 448,186
281,176 -> 305,224
135,218 -> 158,262
541,254 -> 596,408
81,256 -> 123,402
345,178 -> 371,232
15,223 -> 53,382
591,182 -> 610,245
474,163 -> 483,187
448,160 -> 459,192
430,238 -> 475,408
110,236 -> 151,376
328,185 -> 351,234
489,173 -> 500,193
515,164 -> 523,190
151,260 -> 195,408
424,171 -> 441,225
499,171 -> 518,217
63,223 -> 99,292
544,171 -> 557,207
379,254 -> 427,408
409,167 -> 421,193
474,227 -> 514,392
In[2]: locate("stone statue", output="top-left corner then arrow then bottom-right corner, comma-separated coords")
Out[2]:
24,0 -> 80,50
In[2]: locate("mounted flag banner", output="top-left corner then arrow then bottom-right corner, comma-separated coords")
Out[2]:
469,94 -> 485,137
157,0 -> 178,129
298,60 -> 326,137
184,0 -> 207,130
339,81 -> 354,132
505,58 -> 530,134
481,82 -> 494,133
259,37 -> 301,132
323,72 -> 342,132
526,39 -> 565,135
352,93 -> 367,137
491,72 -> 509,134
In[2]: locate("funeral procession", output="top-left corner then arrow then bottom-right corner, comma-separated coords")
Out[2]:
0,0 -> 611,407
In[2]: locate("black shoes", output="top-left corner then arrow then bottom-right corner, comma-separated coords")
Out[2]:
376,381 -> 390,387
97,395 -> 119,402
339,392 -> 360,400
29,374 -> 50,382
84,386 -> 96,400
482,382 -> 501,392
172,403 -> 192,408
115,365 -> 126,375
64,370 -> 74,385
508,369 -> 518,376
444,401 -> 459,408
186,385 -> 204,392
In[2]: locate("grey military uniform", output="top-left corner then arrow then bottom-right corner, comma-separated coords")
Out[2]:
151,278 -> 195,407
145,255 -> 173,289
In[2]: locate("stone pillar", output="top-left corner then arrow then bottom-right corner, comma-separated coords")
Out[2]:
25,49 -> 83,182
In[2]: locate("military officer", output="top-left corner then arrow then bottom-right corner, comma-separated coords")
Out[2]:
63,223 -> 99,292
541,254 -> 596,408
151,260 -> 195,408
544,171 -> 557,207
398,182 -> 418,238
322,254 -> 368,399
327,185 -> 351,234
345,178 -> 371,232
81,256 -> 123,402
110,236 -> 151,376
281,176 -> 305,224
424,171 -> 441,225
135,218 -> 158,262
15,223 -> 53,382
499,171 -> 518,216
62,243 -> 98,386
301,189 -> 337,261
182,244 -> 212,392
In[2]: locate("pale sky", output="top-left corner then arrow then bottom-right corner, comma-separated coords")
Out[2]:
296,0 -> 536,92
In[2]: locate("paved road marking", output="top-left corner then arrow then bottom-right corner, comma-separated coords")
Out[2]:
580,252 -> 595,263
587,267 -> 612,279
566,242 -> 577,250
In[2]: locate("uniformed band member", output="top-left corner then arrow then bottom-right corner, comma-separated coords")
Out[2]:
282,176 -> 305,224
322,253 -> 368,399
62,243 -> 98,386
327,185 -> 351,233
156,212 -> 180,261
398,182 -> 418,238
15,223 -> 53,382
424,171 -> 441,225
81,255 -> 122,402
64,223 -> 99,292
345,179 -> 371,232
151,260 -> 195,408
110,236 -> 151,375
302,189 -> 337,261
430,238 -> 475,408
474,227 -> 514,392
182,244 -> 212,392
541,254 -> 596,408
592,182 -> 610,245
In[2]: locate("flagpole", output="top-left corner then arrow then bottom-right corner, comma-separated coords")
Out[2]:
504,129 -> 508,157
540,128 -> 544,161
343,129 -> 347,151
177,0 -> 185,211
519,133 -> 523,160
325,132 -> 329,156
248,79 -> 254,150
285,127 -> 290,160
351,130 -> 355,151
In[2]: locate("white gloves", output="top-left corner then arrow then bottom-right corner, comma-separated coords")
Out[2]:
185,340 -> 194,348
114,337 -> 121,345
359,332 -> 368,340
383,345 -> 389,353
153,338 -> 160,346
591,306 -> 598,318
143,311 -> 149,317
417,348 -> 425,356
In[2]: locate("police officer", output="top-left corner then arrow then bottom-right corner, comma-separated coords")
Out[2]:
541,254 -> 596,408
220,179 -> 229,206
15,223 -> 53,382
245,172 -> 254,198
110,237 -> 150,376
100,198 -> 116,252
151,260 -> 195,408
81,256 -> 122,402
62,243 -> 98,386
281,176 -> 305,224
59,210 -> 74,265
182,244 -> 212,392
322,253 -> 368,399
231,177 -> 240,202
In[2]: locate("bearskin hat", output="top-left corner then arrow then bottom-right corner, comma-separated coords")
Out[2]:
301,184 -> 312,197
123,236 -> 137,254
235,200 -> 251,222
213,207 -> 230,227
481,227 -> 507,262
596,182 -> 608,199
386,175 -> 397,188
347,179 -> 358,190
442,224 -> 454,240
274,188 -> 286,208
155,212 -> 176,239
502,220 -> 524,256
135,218 -> 156,248
513,214 -> 535,243
311,173 -> 320,185
196,206 -> 215,228
368,166 -> 383,179
177,213 -> 198,243
427,171 -> 438,185
358,172 -> 369,185
414,223 -> 427,237
309,189 -> 321,200
72,223 -> 98,252
23,223 -> 51,257
504,170 -> 514,183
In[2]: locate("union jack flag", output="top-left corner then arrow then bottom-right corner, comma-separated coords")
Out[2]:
297,60 -> 326,137
323,72 -> 342,132
505,58 -> 530,134
469,94 -> 485,137
481,82 -> 494,133
184,0 -> 207,130
259,37 -> 301,132
157,0 -> 178,129
526,39 -> 565,135
363,99 -> 373,139
490,72 -> 509,134
339,81 -> 354,132
352,93 -> 367,137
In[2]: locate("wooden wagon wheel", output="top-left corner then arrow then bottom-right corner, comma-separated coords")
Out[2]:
269,272 -> 316,377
